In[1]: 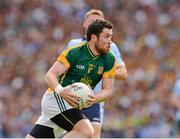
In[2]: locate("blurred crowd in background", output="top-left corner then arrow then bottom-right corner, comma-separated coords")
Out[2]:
0,0 -> 179,138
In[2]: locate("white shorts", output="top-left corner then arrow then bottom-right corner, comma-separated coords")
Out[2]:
41,90 -> 72,119
34,90 -> 78,137
34,90 -> 104,137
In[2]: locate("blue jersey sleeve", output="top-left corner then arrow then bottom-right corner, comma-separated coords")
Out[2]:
173,79 -> 180,96
110,42 -> 124,65
67,39 -> 83,48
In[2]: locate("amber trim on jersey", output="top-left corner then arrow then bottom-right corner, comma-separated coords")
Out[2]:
69,41 -> 86,49
59,72 -> 67,85
103,61 -> 117,78
57,54 -> 70,69
47,88 -> 53,93
57,42 -> 86,68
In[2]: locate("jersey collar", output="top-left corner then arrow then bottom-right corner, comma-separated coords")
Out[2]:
86,42 -> 100,58
82,37 -> 87,41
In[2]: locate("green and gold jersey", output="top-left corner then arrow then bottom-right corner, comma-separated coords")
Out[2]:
57,42 -> 116,89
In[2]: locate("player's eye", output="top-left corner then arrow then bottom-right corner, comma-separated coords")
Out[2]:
106,34 -> 111,39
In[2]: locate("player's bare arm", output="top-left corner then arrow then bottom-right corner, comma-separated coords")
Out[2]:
44,61 -> 80,107
45,61 -> 67,89
171,95 -> 180,109
87,78 -> 114,106
115,63 -> 128,80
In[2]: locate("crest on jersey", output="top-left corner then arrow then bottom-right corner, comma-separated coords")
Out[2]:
97,67 -> 104,75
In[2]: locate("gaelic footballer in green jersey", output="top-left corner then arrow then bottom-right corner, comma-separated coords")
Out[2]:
57,42 -> 116,89
27,20 -> 116,138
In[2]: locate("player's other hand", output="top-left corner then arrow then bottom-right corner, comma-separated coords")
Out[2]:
60,85 -> 81,108
86,93 -> 96,107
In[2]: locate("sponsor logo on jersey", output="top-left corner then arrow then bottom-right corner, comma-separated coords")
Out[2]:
97,67 -> 104,75
76,65 -> 85,69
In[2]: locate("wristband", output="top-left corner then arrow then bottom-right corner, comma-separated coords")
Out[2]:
55,84 -> 64,95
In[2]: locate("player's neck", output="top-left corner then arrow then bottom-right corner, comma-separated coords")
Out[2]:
87,41 -> 100,56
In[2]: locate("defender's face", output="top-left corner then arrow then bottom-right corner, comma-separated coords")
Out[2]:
95,28 -> 113,54
83,14 -> 104,30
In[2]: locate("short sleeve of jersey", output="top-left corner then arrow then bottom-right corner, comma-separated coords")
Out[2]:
103,52 -> 117,78
173,79 -> 180,96
67,39 -> 84,48
111,42 -> 124,65
57,48 -> 75,68
67,40 -> 78,48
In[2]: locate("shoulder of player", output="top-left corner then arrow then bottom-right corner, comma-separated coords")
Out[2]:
103,51 -> 116,63
110,42 -> 122,54
175,79 -> 180,87
67,38 -> 84,48
110,42 -> 121,50
65,41 -> 86,54
110,42 -> 118,49
68,38 -> 82,44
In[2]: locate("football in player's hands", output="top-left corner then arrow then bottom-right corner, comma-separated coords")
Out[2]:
70,82 -> 93,109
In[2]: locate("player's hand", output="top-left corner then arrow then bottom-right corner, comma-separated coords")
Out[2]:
60,85 -> 81,108
86,93 -> 96,107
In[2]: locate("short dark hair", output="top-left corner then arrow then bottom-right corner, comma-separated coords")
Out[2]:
86,20 -> 113,41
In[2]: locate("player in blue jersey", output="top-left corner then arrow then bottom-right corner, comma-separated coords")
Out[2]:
66,9 -> 127,138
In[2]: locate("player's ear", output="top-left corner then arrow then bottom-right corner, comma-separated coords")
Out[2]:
91,34 -> 97,42
83,18 -> 88,29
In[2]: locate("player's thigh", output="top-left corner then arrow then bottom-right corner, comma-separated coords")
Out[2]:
82,103 -> 102,138
82,103 -> 101,121
50,108 -> 86,132
25,134 -> 34,138
91,121 -> 102,138
73,118 -> 94,136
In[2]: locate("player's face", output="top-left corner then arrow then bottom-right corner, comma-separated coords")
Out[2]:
94,28 -> 112,54
83,14 -> 104,30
